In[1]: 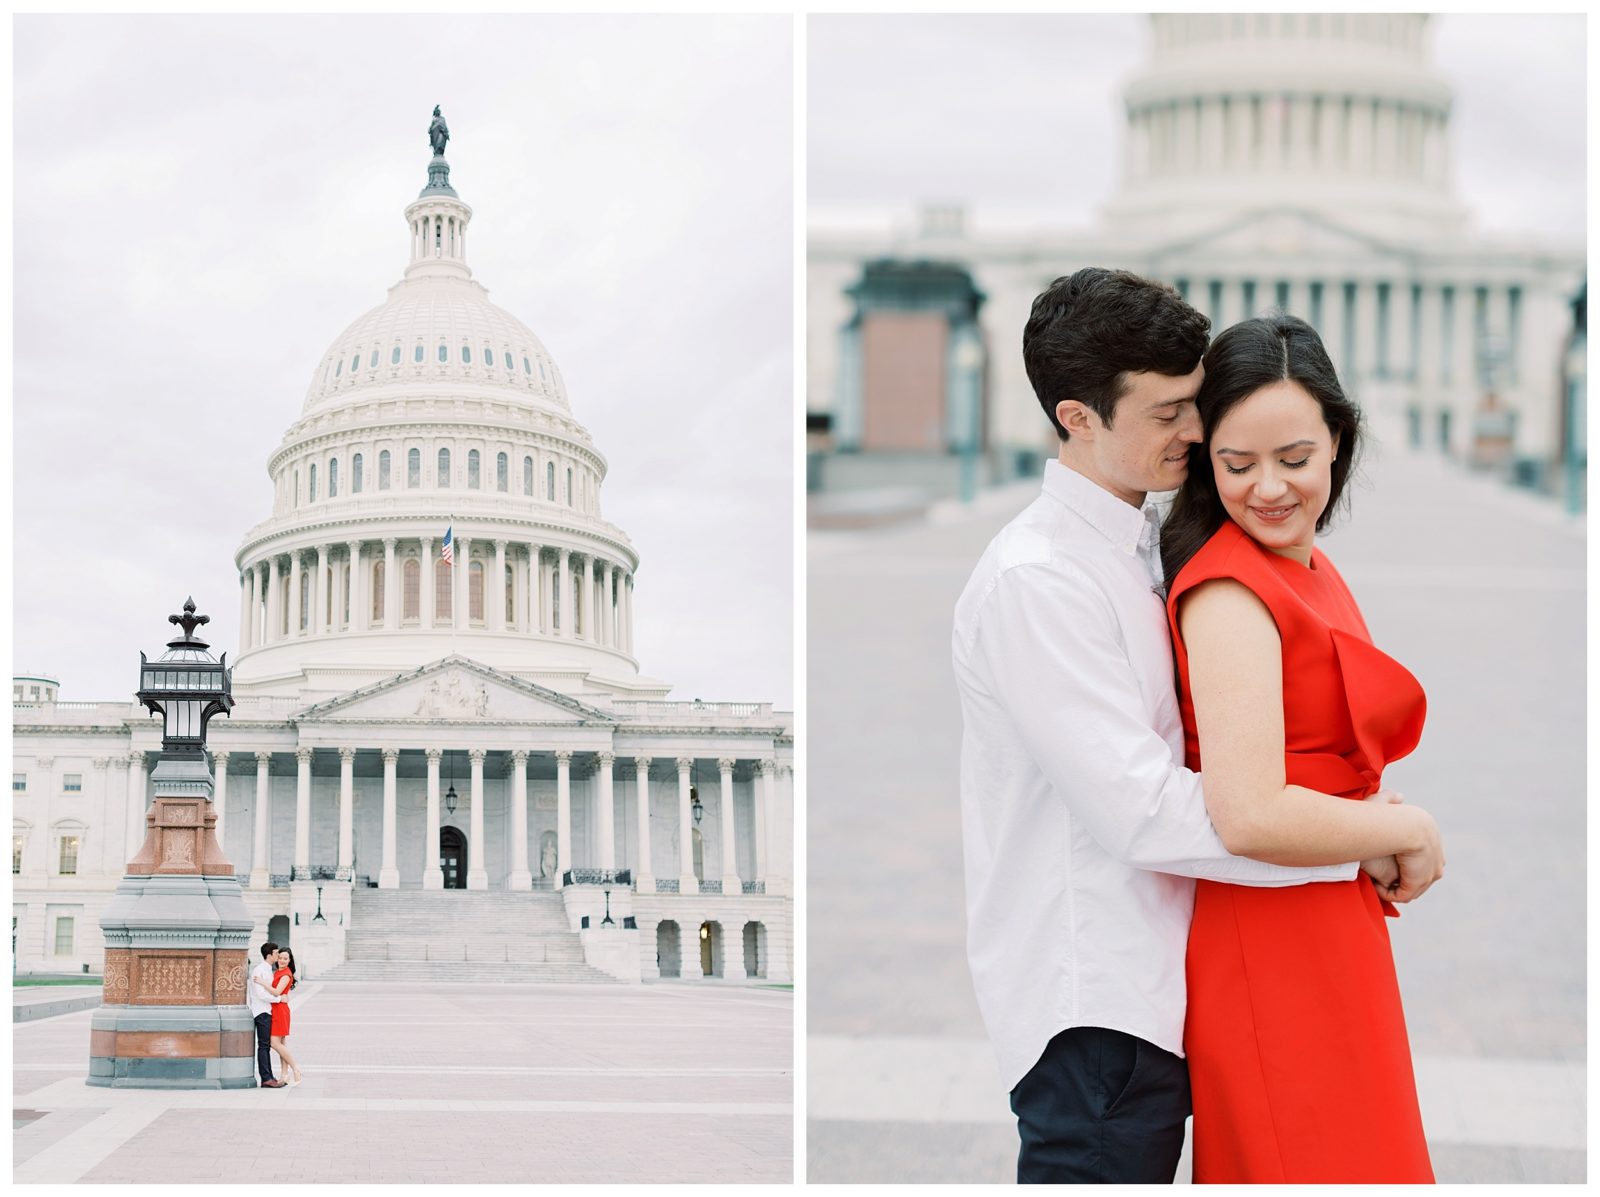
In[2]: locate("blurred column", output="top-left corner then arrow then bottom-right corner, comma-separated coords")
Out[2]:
420,536 -> 435,626
379,748 -> 399,889
288,552 -> 303,638
634,756 -> 654,892
338,747 -> 355,875
423,748 -> 443,890
1450,279 -> 1478,453
293,748 -> 312,877
313,544 -> 329,635
250,752 -> 271,887
596,752 -> 615,873
508,751 -> 531,891
1353,280 -> 1379,386
1323,278 -> 1348,382
717,757 -> 738,893
676,757 -> 696,891
265,557 -> 281,643
555,750 -> 573,885
213,752 -> 230,859
383,538 -> 398,628
467,749 -> 486,889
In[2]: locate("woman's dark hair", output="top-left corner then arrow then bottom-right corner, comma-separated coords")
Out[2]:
1160,313 -> 1363,592
280,948 -> 297,990
1023,267 -> 1211,440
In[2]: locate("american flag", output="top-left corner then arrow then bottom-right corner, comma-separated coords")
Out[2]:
441,526 -> 454,566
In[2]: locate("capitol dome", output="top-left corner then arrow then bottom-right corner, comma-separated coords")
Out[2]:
231,125 -> 662,703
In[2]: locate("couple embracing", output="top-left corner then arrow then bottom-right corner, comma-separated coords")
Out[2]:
954,268 -> 1444,1184
248,941 -> 302,1089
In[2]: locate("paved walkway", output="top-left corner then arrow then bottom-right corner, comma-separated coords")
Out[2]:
15,981 -> 792,1183
807,432 -> 1586,1183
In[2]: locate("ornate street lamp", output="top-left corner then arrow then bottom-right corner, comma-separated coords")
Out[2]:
444,752 -> 459,816
136,597 -> 234,763
690,760 -> 704,825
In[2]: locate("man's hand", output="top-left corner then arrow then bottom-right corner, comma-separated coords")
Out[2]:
1360,790 -> 1404,899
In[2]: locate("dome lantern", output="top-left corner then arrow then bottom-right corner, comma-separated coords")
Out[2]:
404,106 -> 474,283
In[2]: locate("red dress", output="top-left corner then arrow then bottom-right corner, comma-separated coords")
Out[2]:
1166,520 -> 1433,1183
269,969 -> 293,1037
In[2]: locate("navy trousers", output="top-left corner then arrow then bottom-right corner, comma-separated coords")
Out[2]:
1009,1026 -> 1190,1184
254,1012 -> 276,1084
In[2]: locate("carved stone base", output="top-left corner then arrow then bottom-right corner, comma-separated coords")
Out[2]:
127,795 -> 232,877
86,1004 -> 257,1089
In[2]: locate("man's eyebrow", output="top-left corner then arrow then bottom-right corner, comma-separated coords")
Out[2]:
1149,395 -> 1197,410
1215,440 -> 1318,456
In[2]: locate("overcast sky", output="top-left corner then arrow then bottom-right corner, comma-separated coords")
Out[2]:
14,14 -> 793,707
808,13 -> 1586,242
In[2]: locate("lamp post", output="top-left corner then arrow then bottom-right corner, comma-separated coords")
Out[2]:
91,598 -> 256,1090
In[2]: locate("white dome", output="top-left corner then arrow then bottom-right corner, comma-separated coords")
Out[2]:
303,275 -> 573,415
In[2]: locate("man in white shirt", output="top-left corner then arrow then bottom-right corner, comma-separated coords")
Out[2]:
952,268 -> 1415,1182
248,941 -> 287,1089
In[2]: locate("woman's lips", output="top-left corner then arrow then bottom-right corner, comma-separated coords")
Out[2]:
1250,503 -> 1297,523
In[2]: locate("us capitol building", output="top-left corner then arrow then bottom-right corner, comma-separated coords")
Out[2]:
809,14 -> 1584,491
13,115 -> 793,985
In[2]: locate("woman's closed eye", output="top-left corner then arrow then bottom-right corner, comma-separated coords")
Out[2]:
1222,457 -> 1312,475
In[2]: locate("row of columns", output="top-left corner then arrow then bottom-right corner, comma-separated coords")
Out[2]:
172,749 -> 777,896
240,538 -> 634,653
1176,276 -> 1531,394
1128,93 -> 1449,184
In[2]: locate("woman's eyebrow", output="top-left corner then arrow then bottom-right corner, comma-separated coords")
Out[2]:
1215,439 -> 1317,456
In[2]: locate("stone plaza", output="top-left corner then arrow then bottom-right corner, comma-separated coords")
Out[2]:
17,980 -> 793,1183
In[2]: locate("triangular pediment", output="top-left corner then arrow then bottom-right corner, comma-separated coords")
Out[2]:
293,656 -> 616,725
1149,207 -> 1398,266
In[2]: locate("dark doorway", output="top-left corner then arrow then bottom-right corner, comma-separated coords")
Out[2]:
267,914 -> 290,950
440,827 -> 467,890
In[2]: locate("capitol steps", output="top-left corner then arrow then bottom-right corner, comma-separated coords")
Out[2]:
322,889 -> 618,984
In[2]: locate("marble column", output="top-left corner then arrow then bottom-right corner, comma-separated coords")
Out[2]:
597,751 -> 616,871
581,554 -> 594,641
555,750 -> 573,886
421,536 -> 436,626
493,540 -> 507,632
338,747 -> 355,875
266,557 -> 282,643
251,752 -> 272,886
508,750 -> 531,891
467,748 -> 487,889
423,748 -> 443,889
379,748 -> 399,889
541,549 -> 555,633
558,550 -> 572,637
634,756 -> 654,892
316,544 -> 331,635
213,751 -> 230,858
238,575 -> 251,651
597,562 -> 611,647
454,534 -> 472,631
757,758 -> 775,885
288,552 -> 304,638
255,562 -> 268,647
294,748 -> 312,877
106,757 -> 129,875
383,538 -> 398,628
349,541 -> 365,633
717,757 -> 739,893
677,756 -> 696,891
125,750 -> 147,860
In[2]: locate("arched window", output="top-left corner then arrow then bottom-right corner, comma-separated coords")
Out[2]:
369,349 -> 379,368
299,572 -> 311,631
496,452 -> 508,492
328,457 -> 339,497
484,345 -> 494,368
371,560 -> 386,622
505,564 -> 515,624
546,461 -> 556,500
309,463 -> 318,502
390,346 -> 401,365
379,450 -> 391,490
566,467 -> 573,506
469,561 -> 484,622
539,361 -> 547,380
402,558 -> 421,620
437,344 -> 448,363
350,353 -> 360,373
462,345 -> 472,365
407,448 -> 420,488
352,453 -> 363,493
335,359 -> 342,378
504,351 -> 514,370
571,572 -> 583,636
325,566 -> 335,623
468,449 -> 481,489
294,470 -> 300,506
414,344 -> 424,363
434,558 -> 453,620
523,356 -> 532,375
522,456 -> 533,496
438,448 -> 451,487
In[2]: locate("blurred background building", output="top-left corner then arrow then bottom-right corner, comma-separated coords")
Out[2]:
808,13 -> 1585,515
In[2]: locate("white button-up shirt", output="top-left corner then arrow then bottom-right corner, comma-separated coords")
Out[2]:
247,958 -> 280,1019
952,460 -> 1354,1091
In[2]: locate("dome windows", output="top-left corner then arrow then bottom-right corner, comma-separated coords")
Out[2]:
335,360 -> 342,378
329,457 -> 339,497
310,463 -> 318,502
523,456 -> 533,496
352,453 -> 363,494
414,344 -> 425,364
391,346 -> 401,365
369,350 -> 379,369
379,450 -> 391,490
539,361 -> 548,381
546,461 -> 555,500
438,344 -> 448,363
497,452 -> 508,493
504,352 -> 514,371
524,357 -> 533,375
351,354 -> 360,373
468,449 -> 481,489
438,447 -> 451,487
566,466 -> 574,506
462,345 -> 473,365
407,448 -> 421,488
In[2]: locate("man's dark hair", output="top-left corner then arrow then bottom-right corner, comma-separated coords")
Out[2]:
260,942 -> 279,960
1023,267 -> 1211,440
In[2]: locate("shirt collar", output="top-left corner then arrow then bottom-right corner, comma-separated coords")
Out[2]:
1041,459 -> 1160,558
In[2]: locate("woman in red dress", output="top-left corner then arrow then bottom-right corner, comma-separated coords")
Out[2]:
269,947 -> 303,1087
1159,314 -> 1443,1182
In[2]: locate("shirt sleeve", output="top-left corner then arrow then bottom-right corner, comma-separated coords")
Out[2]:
979,561 -> 1356,886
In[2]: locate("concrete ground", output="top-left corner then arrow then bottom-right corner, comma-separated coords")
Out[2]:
15,980 -> 792,1183
807,430 -> 1586,1183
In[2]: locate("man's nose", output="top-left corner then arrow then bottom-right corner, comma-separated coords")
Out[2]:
1178,408 -> 1203,443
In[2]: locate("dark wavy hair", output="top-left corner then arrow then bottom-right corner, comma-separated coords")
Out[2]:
279,947 -> 297,991
1023,267 -> 1211,440
1159,313 -> 1363,593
